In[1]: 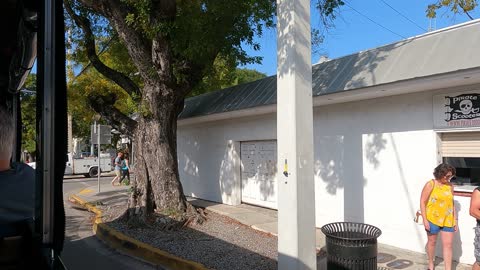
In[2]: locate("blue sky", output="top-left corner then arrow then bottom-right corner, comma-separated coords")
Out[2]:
241,0 -> 480,76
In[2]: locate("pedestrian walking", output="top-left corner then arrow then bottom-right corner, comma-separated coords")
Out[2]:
111,151 -> 123,186
420,163 -> 457,270
119,154 -> 130,186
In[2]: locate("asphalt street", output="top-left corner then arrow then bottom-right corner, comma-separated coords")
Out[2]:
61,175 -> 156,270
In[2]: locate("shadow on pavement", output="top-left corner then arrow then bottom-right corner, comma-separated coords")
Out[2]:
100,206 -> 330,270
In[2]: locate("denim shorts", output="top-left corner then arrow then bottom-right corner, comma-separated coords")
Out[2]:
427,221 -> 454,234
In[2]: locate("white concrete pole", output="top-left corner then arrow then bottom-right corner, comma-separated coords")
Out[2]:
67,29 -> 73,156
276,0 -> 316,269
67,114 -> 73,154
97,122 -> 101,193
90,121 -> 95,156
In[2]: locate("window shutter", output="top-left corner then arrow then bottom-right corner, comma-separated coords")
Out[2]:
441,132 -> 480,157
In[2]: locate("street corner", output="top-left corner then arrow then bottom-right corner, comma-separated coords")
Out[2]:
68,194 -> 103,217
67,195 -> 88,211
68,193 -> 88,209
68,191 -> 209,270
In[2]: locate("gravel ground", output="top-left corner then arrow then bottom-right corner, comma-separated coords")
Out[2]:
100,204 -> 278,270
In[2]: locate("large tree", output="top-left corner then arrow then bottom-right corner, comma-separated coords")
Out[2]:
65,0 -> 343,224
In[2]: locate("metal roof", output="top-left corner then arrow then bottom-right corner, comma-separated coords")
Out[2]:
180,19 -> 480,119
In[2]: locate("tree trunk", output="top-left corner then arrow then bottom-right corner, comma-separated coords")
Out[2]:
127,90 -> 187,222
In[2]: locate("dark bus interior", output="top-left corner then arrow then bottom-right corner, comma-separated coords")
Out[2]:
1,0 -> 67,269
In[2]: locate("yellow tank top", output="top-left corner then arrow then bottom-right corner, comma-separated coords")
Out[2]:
426,180 -> 455,227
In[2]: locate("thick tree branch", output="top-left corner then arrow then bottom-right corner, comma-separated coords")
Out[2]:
75,0 -> 156,87
65,1 -> 140,97
150,0 -> 177,92
150,5 -> 175,85
103,0 -> 157,86
152,35 -> 174,86
176,60 -> 206,99
174,44 -> 223,99
87,93 -> 137,136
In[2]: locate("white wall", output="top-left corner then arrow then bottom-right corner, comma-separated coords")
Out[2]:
178,115 -> 276,205
177,83 -> 480,264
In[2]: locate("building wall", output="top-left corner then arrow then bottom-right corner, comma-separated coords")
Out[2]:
178,115 -> 277,205
177,83 -> 480,263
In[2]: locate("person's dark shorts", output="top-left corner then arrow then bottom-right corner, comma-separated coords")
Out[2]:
427,221 -> 454,234
475,223 -> 480,263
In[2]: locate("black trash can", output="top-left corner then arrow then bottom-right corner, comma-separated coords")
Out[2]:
321,222 -> 382,270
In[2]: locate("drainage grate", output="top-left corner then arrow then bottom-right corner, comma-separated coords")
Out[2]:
386,259 -> 414,269
377,252 -> 396,263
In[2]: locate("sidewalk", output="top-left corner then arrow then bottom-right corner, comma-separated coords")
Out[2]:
189,199 -> 472,270
70,182 -> 472,270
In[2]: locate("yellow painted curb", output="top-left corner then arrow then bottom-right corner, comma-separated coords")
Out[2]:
68,194 -> 209,270
78,188 -> 94,195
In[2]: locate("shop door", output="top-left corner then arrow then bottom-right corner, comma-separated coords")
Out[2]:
240,141 -> 277,209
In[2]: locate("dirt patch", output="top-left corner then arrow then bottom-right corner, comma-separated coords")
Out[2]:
99,203 -> 277,270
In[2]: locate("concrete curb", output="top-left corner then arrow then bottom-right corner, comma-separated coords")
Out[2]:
251,225 -> 278,236
68,194 -> 209,270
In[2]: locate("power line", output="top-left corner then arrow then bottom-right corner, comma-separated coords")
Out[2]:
343,1 -> 407,39
378,0 -> 427,32
69,36 -> 115,83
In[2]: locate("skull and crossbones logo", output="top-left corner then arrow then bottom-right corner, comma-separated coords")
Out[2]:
459,100 -> 473,114
456,100 -> 480,115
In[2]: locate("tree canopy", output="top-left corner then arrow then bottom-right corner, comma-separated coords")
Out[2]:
20,74 -> 36,156
67,42 -> 268,137
427,0 -> 477,19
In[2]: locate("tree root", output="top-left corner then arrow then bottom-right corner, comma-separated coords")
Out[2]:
121,200 -> 208,231
182,202 -> 207,227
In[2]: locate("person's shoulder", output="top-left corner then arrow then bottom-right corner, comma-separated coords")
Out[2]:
425,179 -> 434,186
472,188 -> 480,201
12,162 -> 35,176
12,162 -> 33,170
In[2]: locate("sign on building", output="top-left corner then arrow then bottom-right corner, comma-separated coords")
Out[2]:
434,91 -> 480,129
91,124 -> 112,145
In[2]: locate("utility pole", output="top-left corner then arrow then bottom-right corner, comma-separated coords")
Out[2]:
67,29 -> 73,155
97,122 -> 101,193
277,0 -> 316,269
67,114 -> 73,154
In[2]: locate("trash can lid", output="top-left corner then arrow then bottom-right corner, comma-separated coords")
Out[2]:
321,222 -> 382,240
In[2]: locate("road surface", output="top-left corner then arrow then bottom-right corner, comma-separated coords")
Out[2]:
61,175 -> 156,270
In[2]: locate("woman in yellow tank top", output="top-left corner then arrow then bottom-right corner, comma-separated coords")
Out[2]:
420,163 -> 457,270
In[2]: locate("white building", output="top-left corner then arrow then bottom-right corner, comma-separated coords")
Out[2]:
177,20 -> 480,263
